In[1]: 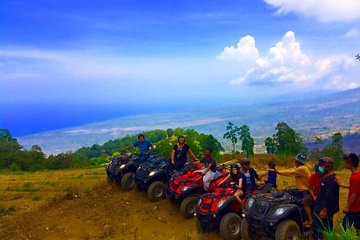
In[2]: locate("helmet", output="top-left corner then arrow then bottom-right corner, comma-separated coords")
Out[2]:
314,163 -> 321,172
318,157 -> 334,165
295,153 -> 307,165
230,163 -> 240,169
318,157 -> 334,171
240,158 -> 250,166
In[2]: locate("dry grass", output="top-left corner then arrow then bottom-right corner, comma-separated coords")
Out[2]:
0,159 -> 354,239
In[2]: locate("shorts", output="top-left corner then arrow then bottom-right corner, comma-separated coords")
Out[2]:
302,191 -> 315,207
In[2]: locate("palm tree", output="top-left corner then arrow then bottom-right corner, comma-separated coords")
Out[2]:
356,53 -> 360,61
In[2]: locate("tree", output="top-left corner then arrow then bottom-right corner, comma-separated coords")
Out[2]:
272,122 -> 306,156
356,53 -> 360,61
321,132 -> 345,170
265,137 -> 276,154
223,122 -> 240,153
238,125 -> 254,157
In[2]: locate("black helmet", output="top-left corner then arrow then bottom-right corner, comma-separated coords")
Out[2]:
295,153 -> 307,165
314,163 -> 321,172
230,163 -> 240,169
240,158 -> 250,166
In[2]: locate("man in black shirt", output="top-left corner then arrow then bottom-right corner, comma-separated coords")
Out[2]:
194,148 -> 217,190
313,157 -> 339,240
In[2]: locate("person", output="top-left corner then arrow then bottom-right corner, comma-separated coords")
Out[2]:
170,136 -> 199,170
120,134 -> 153,160
303,163 -> 323,227
265,160 -> 277,188
341,153 -> 360,232
239,158 -> 261,194
271,153 -> 311,192
193,148 -> 218,191
218,163 -> 245,205
313,157 -> 339,240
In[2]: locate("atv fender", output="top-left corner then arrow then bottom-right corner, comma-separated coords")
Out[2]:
217,196 -> 236,212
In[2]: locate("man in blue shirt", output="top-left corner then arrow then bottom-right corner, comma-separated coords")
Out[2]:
121,134 -> 153,159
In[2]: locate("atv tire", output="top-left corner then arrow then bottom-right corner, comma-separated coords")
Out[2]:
147,181 -> 166,202
241,219 -> 253,240
121,172 -> 135,191
275,219 -> 301,240
196,218 -> 207,233
180,196 -> 197,218
220,213 -> 242,240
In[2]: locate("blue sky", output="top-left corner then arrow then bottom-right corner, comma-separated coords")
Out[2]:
1,0 -> 360,135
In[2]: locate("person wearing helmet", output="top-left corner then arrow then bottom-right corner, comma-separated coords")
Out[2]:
302,163 -> 324,227
170,136 -> 199,170
313,157 -> 339,240
342,153 -> 360,232
120,134 -> 153,161
240,158 -> 261,194
217,163 -> 246,204
270,153 -> 311,191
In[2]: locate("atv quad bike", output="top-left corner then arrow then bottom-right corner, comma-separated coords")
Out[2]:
195,183 -> 273,240
167,166 -> 229,218
241,188 -> 312,240
106,153 -> 158,191
135,156 -> 174,202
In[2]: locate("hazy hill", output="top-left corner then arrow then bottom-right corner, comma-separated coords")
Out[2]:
17,88 -> 360,154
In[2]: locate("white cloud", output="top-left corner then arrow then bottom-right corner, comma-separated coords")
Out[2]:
217,35 -> 259,61
229,31 -> 358,90
344,28 -> 360,38
264,0 -> 360,22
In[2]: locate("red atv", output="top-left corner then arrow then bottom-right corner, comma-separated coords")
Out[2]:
195,183 -> 274,240
166,165 -> 229,218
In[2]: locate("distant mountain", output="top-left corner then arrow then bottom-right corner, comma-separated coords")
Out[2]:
17,87 -> 360,154
306,133 -> 360,154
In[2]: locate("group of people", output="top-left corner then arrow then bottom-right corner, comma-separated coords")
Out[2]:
269,153 -> 359,239
122,134 -> 360,238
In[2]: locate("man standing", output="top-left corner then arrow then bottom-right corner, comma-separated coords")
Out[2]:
121,134 -> 153,160
313,157 -> 339,240
342,153 -> 360,232
272,154 -> 311,191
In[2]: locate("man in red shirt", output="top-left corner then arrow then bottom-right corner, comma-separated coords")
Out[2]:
342,153 -> 360,231
303,163 -> 323,227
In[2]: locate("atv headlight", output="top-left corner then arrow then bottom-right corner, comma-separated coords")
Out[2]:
149,171 -> 156,177
137,166 -> 141,170
181,186 -> 190,192
119,164 -> 126,169
247,198 -> 255,209
217,199 -> 226,209
273,207 -> 288,216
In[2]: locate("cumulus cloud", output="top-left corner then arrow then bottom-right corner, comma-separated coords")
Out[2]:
217,35 -> 259,61
229,31 -> 358,90
263,0 -> 360,22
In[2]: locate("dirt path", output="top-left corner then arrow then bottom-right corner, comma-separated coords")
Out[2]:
0,182 -> 219,240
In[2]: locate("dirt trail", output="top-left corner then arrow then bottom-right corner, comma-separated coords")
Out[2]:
0,182 -> 219,240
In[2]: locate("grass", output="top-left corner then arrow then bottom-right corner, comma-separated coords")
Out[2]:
0,167 -> 104,217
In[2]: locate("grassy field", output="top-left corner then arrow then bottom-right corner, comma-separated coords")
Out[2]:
0,157 -> 356,240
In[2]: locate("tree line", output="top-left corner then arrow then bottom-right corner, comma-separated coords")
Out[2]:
0,128 -> 223,171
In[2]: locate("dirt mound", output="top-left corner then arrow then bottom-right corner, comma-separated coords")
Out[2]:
0,182 -> 219,240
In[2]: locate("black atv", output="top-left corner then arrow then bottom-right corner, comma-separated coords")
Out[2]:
106,153 -> 156,191
135,156 -> 173,201
241,189 -> 312,240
